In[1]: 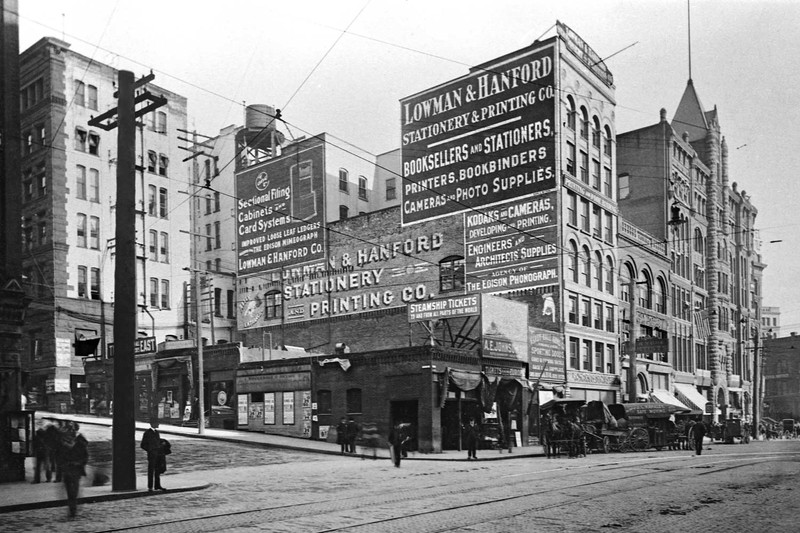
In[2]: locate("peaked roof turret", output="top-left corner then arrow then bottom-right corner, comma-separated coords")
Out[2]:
671,79 -> 709,142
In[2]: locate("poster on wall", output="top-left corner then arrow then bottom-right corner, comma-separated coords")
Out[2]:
264,392 -> 275,425
237,394 -> 248,425
481,295 -> 528,360
528,326 -> 566,382
249,402 -> 263,421
319,425 -> 329,440
283,393 -> 295,425
401,43 -> 556,225
302,421 -> 311,438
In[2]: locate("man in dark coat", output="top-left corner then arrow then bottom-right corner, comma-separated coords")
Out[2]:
464,419 -> 479,460
33,425 -> 51,483
57,422 -> 88,518
140,418 -> 166,491
388,422 -> 410,468
336,417 -> 348,454
346,417 -> 359,454
692,418 -> 707,456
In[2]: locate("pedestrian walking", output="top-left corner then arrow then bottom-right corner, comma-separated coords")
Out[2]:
359,421 -> 380,460
57,421 -> 88,518
692,418 -> 707,456
388,422 -> 410,468
33,424 -> 51,483
464,419 -> 480,460
336,417 -> 348,454
346,417 -> 359,454
140,418 -> 166,492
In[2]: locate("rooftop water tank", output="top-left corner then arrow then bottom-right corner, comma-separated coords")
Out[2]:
245,104 -> 277,131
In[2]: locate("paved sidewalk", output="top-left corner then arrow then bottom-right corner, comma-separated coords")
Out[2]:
0,412 -> 541,513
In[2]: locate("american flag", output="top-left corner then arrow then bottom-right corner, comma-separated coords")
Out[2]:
694,310 -> 710,338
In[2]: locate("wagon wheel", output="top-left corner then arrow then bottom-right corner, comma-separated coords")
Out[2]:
630,428 -> 649,451
616,434 -> 630,452
601,435 -> 610,454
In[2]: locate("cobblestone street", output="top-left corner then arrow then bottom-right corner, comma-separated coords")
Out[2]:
2,427 -> 798,532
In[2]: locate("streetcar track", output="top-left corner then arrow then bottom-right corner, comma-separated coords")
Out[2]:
92,451 -> 799,533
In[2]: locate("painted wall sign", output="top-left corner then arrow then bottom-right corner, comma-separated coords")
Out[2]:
528,327 -> 566,382
400,44 -> 556,225
235,143 -> 326,276
464,191 -> 558,293
408,294 -> 480,323
481,295 -> 528,361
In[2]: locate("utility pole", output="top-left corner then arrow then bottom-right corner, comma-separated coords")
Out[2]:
89,71 -> 166,491
751,326 -> 760,439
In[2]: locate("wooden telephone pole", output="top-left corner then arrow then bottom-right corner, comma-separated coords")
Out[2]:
89,72 -> 166,491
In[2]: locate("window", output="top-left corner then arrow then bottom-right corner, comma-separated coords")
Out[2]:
386,178 -> 396,200
214,221 -> 221,249
37,163 -> 47,196
582,339 -> 592,370
594,341 -> 604,372
568,294 -> 578,324
76,165 -> 87,199
20,78 -> 44,110
580,151 -> 588,183
159,188 -> 168,218
89,216 -> 99,249
603,167 -> 612,198
569,337 -> 579,369
339,169 -> 349,192
156,111 -> 167,134
339,205 -> 349,220
581,298 -> 591,327
594,302 -> 603,330
603,125 -> 613,156
582,246 -> 591,286
592,206 -> 602,238
591,159 -> 601,190
605,256 -> 614,293
227,290 -> 235,318
265,290 -> 282,319
205,224 -> 212,251
150,278 -> 159,307
74,128 -> 87,152
215,258 -> 221,272
568,241 -> 578,282
160,280 -> 170,309
592,116 -> 601,148
358,176 -> 368,200
317,390 -> 332,415
604,212 -> 613,243
89,169 -> 100,202
147,151 -> 157,173
160,232 -> 169,263
606,345 -> 615,374
639,271 -> 652,309
580,107 -> 589,139
346,388 -> 362,414
38,220 -> 47,245
77,214 -> 87,247
87,85 -> 98,110
148,185 -> 157,215
77,266 -> 88,298
580,198 -> 590,232
594,251 -> 603,289
24,130 -> 33,155
149,230 -> 157,260
567,190 -> 577,225
74,80 -> 85,107
214,288 -> 222,316
440,256 -> 465,292
90,268 -> 100,300
621,263 -> 634,302
618,173 -> 630,199
655,278 -> 666,314
566,96 -> 576,130
605,304 -> 614,332
158,154 -> 169,176
566,142 -> 576,175
214,191 -> 220,212
205,193 -> 212,215
88,133 -> 99,155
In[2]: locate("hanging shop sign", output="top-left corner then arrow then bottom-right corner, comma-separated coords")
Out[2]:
408,294 -> 480,323
235,142 -> 326,277
400,43 -> 556,225
465,191 -> 558,293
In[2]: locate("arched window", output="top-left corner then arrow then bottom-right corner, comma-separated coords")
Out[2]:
606,256 -> 614,294
621,263 -> 635,303
655,277 -> 667,313
566,95 -> 576,130
265,290 -> 282,319
638,270 -> 652,309
582,245 -> 592,286
592,116 -> 601,148
580,107 -> 589,139
439,256 -> 465,292
568,240 -> 579,282
595,251 -> 603,290
694,228 -> 704,253
603,125 -> 613,156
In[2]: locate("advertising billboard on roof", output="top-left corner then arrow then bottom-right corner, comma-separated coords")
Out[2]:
235,142 -> 326,277
400,43 -> 556,225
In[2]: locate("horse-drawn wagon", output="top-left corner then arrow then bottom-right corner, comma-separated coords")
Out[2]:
539,398 -> 587,458
607,402 -> 691,451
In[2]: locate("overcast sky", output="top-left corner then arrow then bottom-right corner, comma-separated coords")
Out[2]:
16,0 -> 800,334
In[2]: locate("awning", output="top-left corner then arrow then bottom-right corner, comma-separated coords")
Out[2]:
650,389 -> 691,411
674,383 -> 709,413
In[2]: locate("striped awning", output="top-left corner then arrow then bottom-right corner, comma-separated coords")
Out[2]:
650,389 -> 691,411
674,383 -> 708,413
